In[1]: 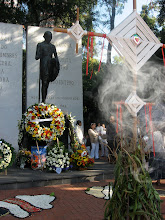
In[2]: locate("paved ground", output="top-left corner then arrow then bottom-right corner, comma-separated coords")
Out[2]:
0,154 -> 165,219
0,179 -> 165,220
0,157 -> 114,190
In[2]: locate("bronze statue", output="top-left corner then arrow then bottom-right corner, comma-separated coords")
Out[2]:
35,31 -> 60,103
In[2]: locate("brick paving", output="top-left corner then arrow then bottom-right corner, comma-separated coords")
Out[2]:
0,179 -> 165,220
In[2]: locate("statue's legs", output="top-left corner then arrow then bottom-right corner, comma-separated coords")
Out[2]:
41,78 -> 49,103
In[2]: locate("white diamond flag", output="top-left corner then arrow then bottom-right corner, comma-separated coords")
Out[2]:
125,92 -> 146,116
68,21 -> 87,43
107,11 -> 163,71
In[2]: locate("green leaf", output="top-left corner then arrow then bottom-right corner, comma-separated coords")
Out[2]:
50,192 -> 55,197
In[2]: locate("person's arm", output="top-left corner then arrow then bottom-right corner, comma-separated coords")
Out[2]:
35,43 -> 41,60
53,45 -> 57,58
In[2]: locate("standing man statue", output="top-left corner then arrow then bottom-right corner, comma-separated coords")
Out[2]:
35,31 -> 60,103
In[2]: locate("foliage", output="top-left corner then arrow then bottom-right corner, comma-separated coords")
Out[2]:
70,144 -> 94,170
0,0 -> 97,31
0,1 -> 26,24
94,0 -> 127,64
112,55 -> 124,65
140,1 -> 165,60
82,56 -> 108,132
104,138 -> 163,220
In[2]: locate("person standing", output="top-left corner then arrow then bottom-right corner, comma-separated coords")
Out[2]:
106,116 -> 117,162
75,120 -> 84,145
100,124 -> 108,157
96,123 -> 102,135
144,123 -> 165,185
88,123 -> 99,159
84,134 -> 91,155
35,31 -> 60,103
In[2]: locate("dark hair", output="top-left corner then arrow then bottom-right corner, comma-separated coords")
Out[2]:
43,31 -> 52,38
76,120 -> 81,125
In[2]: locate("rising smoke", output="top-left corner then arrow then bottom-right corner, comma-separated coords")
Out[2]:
98,57 -> 165,135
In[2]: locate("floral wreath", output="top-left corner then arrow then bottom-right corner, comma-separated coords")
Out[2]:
24,103 -> 65,142
0,139 -> 12,171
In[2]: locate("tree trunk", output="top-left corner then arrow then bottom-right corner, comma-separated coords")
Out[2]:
106,2 -> 116,65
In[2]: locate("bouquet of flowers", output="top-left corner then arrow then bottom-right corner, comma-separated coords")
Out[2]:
70,144 -> 94,170
46,143 -> 70,173
17,149 -> 31,166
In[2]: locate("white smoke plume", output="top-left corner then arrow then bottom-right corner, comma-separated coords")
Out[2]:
98,58 -> 165,135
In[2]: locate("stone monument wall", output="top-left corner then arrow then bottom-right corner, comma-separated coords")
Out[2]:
0,22 -> 23,151
26,26 -> 83,124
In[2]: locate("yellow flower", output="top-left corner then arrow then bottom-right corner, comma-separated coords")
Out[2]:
84,158 -> 88,162
26,126 -> 30,132
77,150 -> 82,154
77,161 -> 82,166
71,154 -> 75,158
78,156 -> 83,160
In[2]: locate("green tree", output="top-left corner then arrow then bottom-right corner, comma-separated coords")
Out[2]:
112,55 -> 124,65
140,2 -> 165,60
82,56 -> 107,132
95,0 -> 127,64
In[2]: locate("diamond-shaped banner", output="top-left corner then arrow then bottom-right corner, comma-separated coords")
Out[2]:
125,92 -> 146,116
107,11 -> 162,71
68,21 -> 86,42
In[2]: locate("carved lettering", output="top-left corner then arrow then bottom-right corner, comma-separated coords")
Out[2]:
60,104 -> 67,108
0,77 -> 9,82
0,53 -> 17,59
0,44 -> 7,49
0,69 -> 4,74
0,34 -> 13,42
0,60 -> 12,66
50,80 -> 74,86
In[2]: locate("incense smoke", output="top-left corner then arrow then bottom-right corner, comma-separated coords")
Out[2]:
98,58 -> 165,135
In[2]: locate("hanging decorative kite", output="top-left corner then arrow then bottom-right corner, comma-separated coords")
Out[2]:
107,10 -> 163,72
125,92 -> 146,117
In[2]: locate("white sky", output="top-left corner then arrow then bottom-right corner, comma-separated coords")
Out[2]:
94,0 -> 152,62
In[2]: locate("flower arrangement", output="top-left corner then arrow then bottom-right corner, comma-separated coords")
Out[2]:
17,149 -> 31,165
31,155 -> 39,169
0,139 -> 13,171
70,144 -> 94,170
24,103 -> 65,142
46,142 -> 70,173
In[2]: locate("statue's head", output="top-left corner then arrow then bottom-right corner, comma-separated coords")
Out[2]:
43,31 -> 52,43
